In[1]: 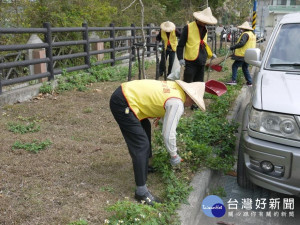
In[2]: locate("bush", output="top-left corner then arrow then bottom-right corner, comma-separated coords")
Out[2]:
40,82 -> 53,94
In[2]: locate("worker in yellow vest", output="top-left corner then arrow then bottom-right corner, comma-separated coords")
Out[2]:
156,21 -> 181,76
226,21 -> 256,86
110,79 -> 205,205
177,7 -> 217,83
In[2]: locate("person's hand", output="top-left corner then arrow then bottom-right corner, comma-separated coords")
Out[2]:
170,154 -> 183,166
212,53 -> 217,59
179,59 -> 185,67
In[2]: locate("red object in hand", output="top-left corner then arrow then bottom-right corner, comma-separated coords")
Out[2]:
205,80 -> 227,96
210,64 -> 222,72
206,64 -> 223,72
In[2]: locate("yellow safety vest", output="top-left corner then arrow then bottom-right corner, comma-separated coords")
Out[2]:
184,21 -> 213,61
234,31 -> 256,57
121,80 -> 186,120
161,30 -> 178,51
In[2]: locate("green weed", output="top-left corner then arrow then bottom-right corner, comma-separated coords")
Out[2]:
210,186 -> 227,198
54,63 -> 139,93
39,82 -> 53,94
106,200 -> 179,225
100,186 -> 115,193
7,122 -> 40,134
12,139 -> 52,153
67,219 -> 88,225
38,59 -> 153,95
82,107 -> 93,114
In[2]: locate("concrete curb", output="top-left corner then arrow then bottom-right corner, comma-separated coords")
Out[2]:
177,169 -> 215,225
0,83 -> 43,106
177,84 -> 250,225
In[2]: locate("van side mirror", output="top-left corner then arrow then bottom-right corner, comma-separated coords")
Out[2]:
245,48 -> 261,67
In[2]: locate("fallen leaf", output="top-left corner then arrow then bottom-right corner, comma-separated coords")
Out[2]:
226,171 -> 237,177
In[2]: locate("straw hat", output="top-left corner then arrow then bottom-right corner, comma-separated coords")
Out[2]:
160,21 -> 176,32
237,21 -> 254,31
175,80 -> 206,111
193,7 -> 217,25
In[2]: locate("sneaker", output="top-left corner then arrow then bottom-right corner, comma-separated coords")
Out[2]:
135,191 -> 161,205
246,82 -> 252,87
226,80 -> 237,85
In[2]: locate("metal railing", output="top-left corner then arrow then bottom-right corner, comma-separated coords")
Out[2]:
0,23 -> 159,94
0,23 -> 220,95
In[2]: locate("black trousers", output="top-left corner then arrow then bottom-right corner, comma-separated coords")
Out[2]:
109,86 -> 152,186
183,61 -> 205,82
159,50 -> 176,75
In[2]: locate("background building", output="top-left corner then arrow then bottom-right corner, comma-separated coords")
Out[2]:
265,0 -> 300,26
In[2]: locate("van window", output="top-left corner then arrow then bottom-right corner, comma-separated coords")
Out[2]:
266,23 -> 300,71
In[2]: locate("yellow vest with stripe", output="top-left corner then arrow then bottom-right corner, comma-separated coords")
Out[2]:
121,80 -> 186,120
184,21 -> 213,61
161,30 -> 178,51
234,31 -> 256,57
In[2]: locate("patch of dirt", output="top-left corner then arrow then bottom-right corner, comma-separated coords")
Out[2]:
0,59 -> 233,224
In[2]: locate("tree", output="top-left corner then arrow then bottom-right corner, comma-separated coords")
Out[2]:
219,0 -> 252,25
22,0 -> 117,27
122,0 -> 148,79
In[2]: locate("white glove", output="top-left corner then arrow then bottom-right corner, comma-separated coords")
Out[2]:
212,54 -> 217,59
179,59 -> 185,66
170,154 -> 182,166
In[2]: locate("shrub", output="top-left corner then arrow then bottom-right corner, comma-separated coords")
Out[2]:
40,82 -> 53,94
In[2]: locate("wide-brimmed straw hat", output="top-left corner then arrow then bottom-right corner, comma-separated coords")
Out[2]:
237,21 -> 253,31
193,7 -> 217,25
175,80 -> 206,111
160,21 -> 176,32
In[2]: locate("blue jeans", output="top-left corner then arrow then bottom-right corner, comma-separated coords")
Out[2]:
231,60 -> 252,83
